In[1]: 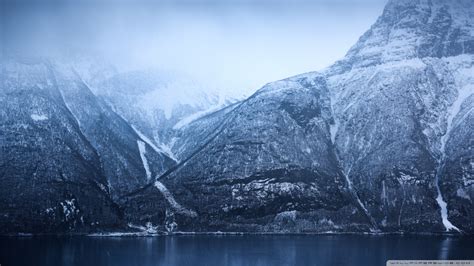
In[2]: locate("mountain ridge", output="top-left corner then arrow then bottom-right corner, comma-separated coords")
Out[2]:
1,0 -> 472,234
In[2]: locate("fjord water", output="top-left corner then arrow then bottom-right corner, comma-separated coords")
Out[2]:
1,235 -> 473,266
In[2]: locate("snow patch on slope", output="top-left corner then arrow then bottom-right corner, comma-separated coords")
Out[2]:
30,114 -> 48,121
173,103 -> 227,130
57,88 -> 83,129
137,140 -> 152,181
132,125 -> 178,162
60,199 -> 79,222
330,121 -> 339,144
154,181 -> 197,218
128,222 -> 158,234
435,190 -> 461,232
441,84 -> 473,151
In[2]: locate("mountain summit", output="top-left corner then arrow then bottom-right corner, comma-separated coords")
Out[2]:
334,0 -> 474,71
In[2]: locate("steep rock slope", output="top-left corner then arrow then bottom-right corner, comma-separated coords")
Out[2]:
325,0 -> 474,232
0,59 -> 176,233
126,74 -> 378,232
170,101 -> 240,160
326,56 -> 474,232
52,65 -> 176,198
0,59 -> 121,233
333,0 -> 474,72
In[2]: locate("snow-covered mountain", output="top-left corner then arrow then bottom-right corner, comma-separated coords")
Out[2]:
1,0 -> 472,234
94,69 -> 240,162
138,0 -> 474,233
332,0 -> 474,72
0,58 -> 175,233
325,0 -> 474,232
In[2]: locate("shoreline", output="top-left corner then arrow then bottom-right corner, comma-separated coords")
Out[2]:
1,231 -> 468,237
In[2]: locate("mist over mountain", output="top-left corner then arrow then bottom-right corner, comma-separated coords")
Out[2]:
1,0 -> 473,234
1,0 -> 386,94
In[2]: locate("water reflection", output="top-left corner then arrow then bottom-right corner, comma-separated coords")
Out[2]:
438,237 -> 452,260
1,235 -> 473,266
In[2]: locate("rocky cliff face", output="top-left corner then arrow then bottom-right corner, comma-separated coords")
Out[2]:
333,0 -> 474,72
1,0 -> 473,234
323,0 -> 474,232
158,74 -> 361,232
1,59 -> 120,233
0,59 -> 175,233
326,55 -> 473,233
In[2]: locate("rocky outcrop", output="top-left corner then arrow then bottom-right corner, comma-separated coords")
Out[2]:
333,0 -> 474,72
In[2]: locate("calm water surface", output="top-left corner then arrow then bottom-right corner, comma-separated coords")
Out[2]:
1,234 -> 473,266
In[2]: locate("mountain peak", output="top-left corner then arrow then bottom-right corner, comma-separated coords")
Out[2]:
333,0 -> 474,71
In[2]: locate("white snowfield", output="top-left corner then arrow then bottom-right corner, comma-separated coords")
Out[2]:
30,114 -> 48,121
137,140 -> 152,181
436,191 -> 461,232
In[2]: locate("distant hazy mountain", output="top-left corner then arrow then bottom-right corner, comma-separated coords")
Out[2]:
94,69 -> 239,162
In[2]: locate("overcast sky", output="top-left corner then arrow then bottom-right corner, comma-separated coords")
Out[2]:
2,0 -> 388,96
